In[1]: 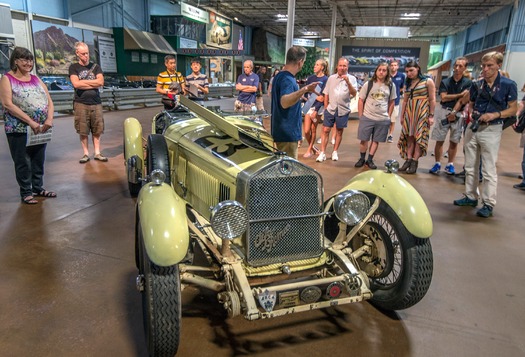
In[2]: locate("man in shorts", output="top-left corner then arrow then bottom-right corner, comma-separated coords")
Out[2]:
429,57 -> 471,175
69,41 -> 107,163
316,57 -> 357,162
387,60 -> 405,142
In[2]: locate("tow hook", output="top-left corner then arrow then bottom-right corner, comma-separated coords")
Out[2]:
136,274 -> 145,292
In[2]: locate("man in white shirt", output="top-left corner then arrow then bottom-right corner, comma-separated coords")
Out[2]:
316,57 -> 358,162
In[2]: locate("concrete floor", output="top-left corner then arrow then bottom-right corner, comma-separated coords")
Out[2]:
1,98 -> 524,357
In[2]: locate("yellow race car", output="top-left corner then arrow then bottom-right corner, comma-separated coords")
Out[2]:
123,96 -> 433,356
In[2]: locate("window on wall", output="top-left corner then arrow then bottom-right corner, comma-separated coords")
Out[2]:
465,38 -> 483,54
484,29 -> 506,49
151,16 -> 206,43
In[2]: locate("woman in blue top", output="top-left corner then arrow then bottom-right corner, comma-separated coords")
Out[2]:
0,47 -> 56,204
302,59 -> 329,158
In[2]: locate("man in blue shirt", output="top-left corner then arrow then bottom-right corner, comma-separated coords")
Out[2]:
271,46 -> 320,159
235,60 -> 258,112
387,60 -> 406,142
453,51 -> 517,218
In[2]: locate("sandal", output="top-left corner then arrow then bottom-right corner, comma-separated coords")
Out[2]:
79,155 -> 90,164
33,190 -> 57,198
94,154 -> 108,162
22,196 -> 38,205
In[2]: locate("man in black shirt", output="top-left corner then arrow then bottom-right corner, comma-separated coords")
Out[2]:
429,57 -> 471,175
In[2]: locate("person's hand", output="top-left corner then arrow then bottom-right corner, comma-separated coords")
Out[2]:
305,81 -> 321,94
30,122 -> 41,134
428,116 -> 435,126
41,121 -> 53,132
446,112 -> 456,122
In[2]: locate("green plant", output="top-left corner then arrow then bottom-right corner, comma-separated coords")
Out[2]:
45,52 -> 54,61
35,49 -> 43,59
297,47 -> 317,80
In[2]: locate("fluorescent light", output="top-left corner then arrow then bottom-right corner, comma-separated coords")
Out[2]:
276,14 -> 288,18
401,12 -> 420,17
321,38 -> 331,42
400,17 -> 420,20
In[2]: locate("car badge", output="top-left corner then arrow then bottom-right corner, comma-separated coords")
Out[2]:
279,160 -> 293,175
326,282 -> 344,299
300,286 -> 322,304
257,289 -> 276,312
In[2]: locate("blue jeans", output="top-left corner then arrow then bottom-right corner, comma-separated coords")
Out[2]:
6,133 -> 47,198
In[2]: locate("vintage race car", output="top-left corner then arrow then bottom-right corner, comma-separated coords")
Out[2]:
123,96 -> 433,356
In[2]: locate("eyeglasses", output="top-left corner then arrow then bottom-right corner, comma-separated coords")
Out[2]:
17,58 -> 34,64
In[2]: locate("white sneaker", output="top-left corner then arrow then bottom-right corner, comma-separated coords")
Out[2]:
316,152 -> 327,162
331,151 -> 338,161
331,138 -> 335,145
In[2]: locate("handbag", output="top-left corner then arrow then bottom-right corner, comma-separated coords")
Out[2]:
514,111 -> 525,133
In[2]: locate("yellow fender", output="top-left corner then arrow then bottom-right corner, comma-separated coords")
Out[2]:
137,182 -> 189,266
123,117 -> 143,162
335,170 -> 433,238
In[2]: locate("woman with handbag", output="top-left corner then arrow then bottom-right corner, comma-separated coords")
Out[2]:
0,47 -> 56,204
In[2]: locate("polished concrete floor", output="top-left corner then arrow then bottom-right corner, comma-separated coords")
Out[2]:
1,98 -> 524,357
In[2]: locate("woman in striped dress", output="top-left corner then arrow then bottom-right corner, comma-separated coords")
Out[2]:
398,61 -> 436,174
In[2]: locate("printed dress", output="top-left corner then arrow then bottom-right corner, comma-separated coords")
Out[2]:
3,73 -> 49,134
398,78 -> 430,159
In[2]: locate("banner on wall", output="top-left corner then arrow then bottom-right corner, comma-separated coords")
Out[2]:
341,46 -> 420,72
181,2 -> 209,24
97,37 -> 117,73
206,12 -> 232,50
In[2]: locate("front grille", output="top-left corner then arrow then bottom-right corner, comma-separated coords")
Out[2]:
245,159 -> 323,266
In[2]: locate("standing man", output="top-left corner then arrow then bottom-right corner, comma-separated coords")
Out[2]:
387,60 -> 406,142
235,60 -> 259,112
256,65 -> 267,111
271,46 -> 320,159
355,63 -> 396,169
316,57 -> 358,162
69,42 -> 107,163
156,55 -> 186,109
453,52 -> 517,218
429,57 -> 471,175
185,57 -> 209,105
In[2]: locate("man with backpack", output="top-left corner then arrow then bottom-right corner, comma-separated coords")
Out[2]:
354,63 -> 396,169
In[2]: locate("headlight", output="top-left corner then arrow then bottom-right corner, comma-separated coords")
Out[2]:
333,190 -> 370,225
210,200 -> 249,240
384,159 -> 399,173
150,169 -> 166,185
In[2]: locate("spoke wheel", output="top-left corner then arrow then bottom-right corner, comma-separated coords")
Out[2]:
351,201 -> 433,310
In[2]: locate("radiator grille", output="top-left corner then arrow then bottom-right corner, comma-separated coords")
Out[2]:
245,160 -> 323,266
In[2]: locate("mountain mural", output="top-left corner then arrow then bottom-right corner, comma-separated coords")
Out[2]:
33,26 -> 79,54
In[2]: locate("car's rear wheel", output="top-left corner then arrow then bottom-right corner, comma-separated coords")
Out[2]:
138,221 -> 181,357
147,134 -> 171,184
351,201 -> 433,310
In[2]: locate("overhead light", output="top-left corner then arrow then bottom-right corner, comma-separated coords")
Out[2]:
321,38 -> 331,42
276,14 -> 288,18
400,17 -> 420,20
234,17 -> 239,21
401,12 -> 420,17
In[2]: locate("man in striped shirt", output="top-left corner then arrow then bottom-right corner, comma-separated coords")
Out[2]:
156,55 -> 186,109
185,57 -> 209,104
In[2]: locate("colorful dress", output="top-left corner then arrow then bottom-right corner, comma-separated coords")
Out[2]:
3,73 -> 49,134
398,78 -> 430,159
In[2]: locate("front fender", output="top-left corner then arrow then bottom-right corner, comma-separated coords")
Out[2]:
123,117 -> 143,162
334,170 -> 433,238
137,182 -> 189,266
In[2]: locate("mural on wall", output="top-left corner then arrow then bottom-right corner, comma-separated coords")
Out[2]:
342,46 -> 420,73
206,12 -> 232,49
428,43 -> 444,68
31,21 -> 95,75
266,32 -> 285,65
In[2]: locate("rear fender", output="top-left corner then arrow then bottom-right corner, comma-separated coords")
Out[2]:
123,117 -> 143,162
331,170 -> 433,238
137,182 -> 189,266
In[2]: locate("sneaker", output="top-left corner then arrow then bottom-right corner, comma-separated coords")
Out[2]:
429,162 -> 441,174
316,152 -> 327,162
387,135 -> 393,143
444,164 -> 455,175
79,155 -> 90,164
513,182 -> 525,190
366,159 -> 377,169
453,195 -> 478,207
331,151 -> 339,161
476,204 -> 493,218
355,158 -> 365,168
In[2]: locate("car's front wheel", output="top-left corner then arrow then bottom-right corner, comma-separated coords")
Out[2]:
351,201 -> 433,310
138,222 -> 181,356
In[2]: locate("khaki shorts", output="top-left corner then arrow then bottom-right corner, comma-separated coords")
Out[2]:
390,105 -> 400,123
431,105 -> 463,143
74,102 -> 104,136
275,142 -> 298,159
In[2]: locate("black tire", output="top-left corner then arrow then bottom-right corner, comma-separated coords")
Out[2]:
147,134 -> 171,184
139,223 -> 182,357
351,201 -> 433,310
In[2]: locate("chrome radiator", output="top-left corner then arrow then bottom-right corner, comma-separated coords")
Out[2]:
243,159 -> 324,266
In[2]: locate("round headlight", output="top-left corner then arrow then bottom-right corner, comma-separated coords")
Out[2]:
384,159 -> 400,173
333,190 -> 371,225
210,200 -> 249,240
150,169 -> 166,185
